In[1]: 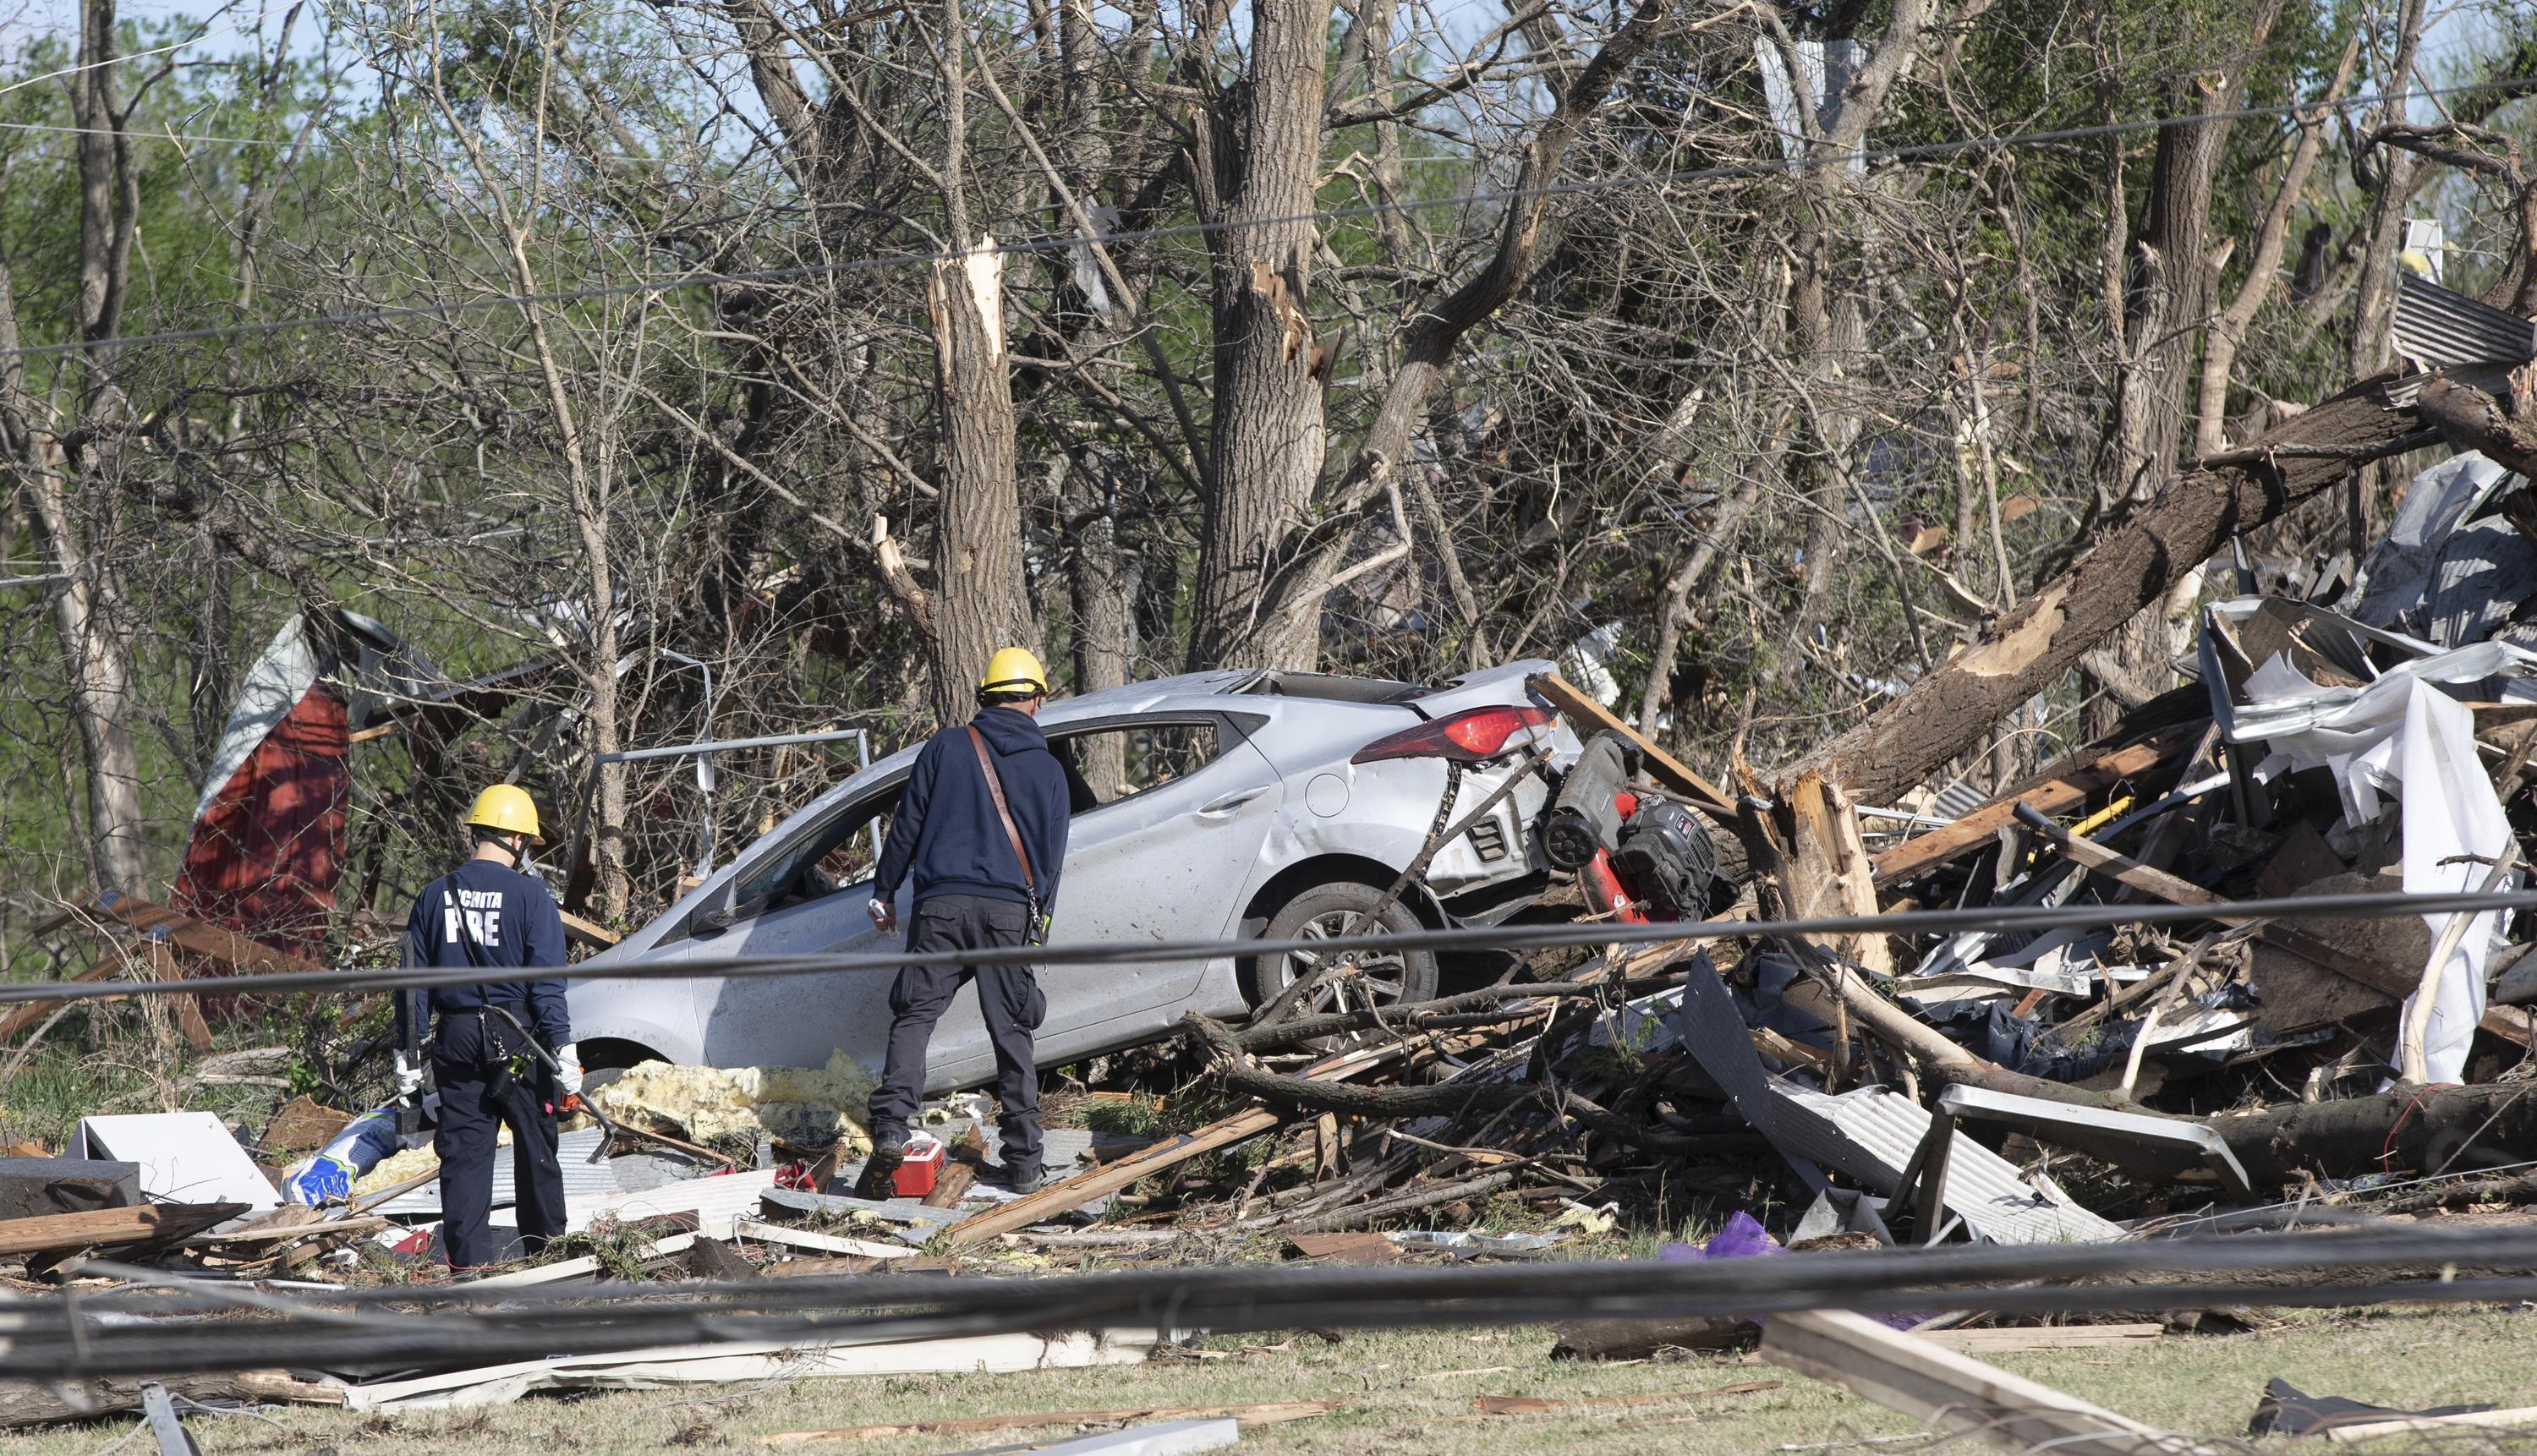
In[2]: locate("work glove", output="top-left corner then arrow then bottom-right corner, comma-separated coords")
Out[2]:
392,1052 -> 425,1100
554,1043 -> 584,1097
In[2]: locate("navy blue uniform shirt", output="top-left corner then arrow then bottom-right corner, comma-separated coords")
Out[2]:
873,706 -> 1079,910
398,859 -> 570,1052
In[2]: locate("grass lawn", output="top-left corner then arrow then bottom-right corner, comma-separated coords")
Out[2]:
11,1303 -> 2537,1453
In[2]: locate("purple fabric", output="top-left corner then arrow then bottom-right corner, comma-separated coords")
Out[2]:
1658,1211 -> 1785,1262
1656,1212 -> 1921,1329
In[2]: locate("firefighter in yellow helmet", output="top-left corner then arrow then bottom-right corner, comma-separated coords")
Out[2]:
396,785 -> 575,1267
864,647 -> 1091,1194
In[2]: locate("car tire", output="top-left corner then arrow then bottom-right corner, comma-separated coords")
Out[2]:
1241,881 -> 1441,1021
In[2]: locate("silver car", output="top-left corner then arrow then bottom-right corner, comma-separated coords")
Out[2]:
568,660 -> 1581,1091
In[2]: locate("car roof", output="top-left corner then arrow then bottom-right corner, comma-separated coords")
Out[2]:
1038,669 -> 1268,722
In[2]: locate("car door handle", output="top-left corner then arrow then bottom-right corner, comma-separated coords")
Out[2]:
1196,787 -> 1267,818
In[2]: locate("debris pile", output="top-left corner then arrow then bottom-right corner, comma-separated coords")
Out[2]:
8,447 -> 2537,1438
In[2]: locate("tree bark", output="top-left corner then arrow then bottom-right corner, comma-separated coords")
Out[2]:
2418,371 -> 2537,479
0,0 -> 150,899
2211,1081 -> 2537,1189
1213,0 -> 1683,663
1186,0 -> 1335,671
2085,2 -> 2281,739
917,0 -> 1031,726
1066,457 -> 1129,791
924,241 -> 1029,725
1801,374 -> 2430,805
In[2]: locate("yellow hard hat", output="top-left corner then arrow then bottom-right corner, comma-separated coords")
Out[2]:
978,646 -> 1049,700
464,784 -> 544,842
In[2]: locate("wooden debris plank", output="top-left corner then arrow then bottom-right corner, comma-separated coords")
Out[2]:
2028,812 -> 2534,1048
1528,672 -> 1735,818
0,954 -> 128,1040
939,1040 -> 1404,1251
558,911 -> 621,950
145,942 -> 213,1054
761,1400 -> 1339,1446
1466,1380 -> 1782,1417
1918,1324 -> 2162,1354
60,894 -> 322,975
763,1255 -> 888,1278
0,1201 -> 247,1256
1762,1308 -> 2213,1456
1870,725 -> 2200,886
733,1216 -> 913,1259
2323,1405 -> 2537,1442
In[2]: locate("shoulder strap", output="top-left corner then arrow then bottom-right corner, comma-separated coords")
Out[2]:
966,725 -> 1036,894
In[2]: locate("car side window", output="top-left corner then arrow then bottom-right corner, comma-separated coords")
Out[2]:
730,790 -> 900,917
1055,721 -> 1225,808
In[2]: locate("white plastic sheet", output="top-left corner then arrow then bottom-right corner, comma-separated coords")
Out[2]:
2235,665 -> 2516,1084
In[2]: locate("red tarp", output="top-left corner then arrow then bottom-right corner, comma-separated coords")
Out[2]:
173,684 -> 351,970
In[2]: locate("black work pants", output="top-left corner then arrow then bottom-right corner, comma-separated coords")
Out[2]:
868,895 -> 1046,1169
430,1012 -> 567,1268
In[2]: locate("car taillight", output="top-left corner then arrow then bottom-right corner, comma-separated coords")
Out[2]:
1351,706 -> 1556,764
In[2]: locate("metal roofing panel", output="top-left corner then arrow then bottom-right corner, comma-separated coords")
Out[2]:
2393,271 -> 2536,370
373,1128 -> 619,1216
1784,1085 -> 2124,1245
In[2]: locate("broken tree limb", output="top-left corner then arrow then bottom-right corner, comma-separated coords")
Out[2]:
1183,1013 -> 1712,1157
1869,724 -> 2202,886
1732,795 -> 2141,1114
2416,371 -> 2537,479
935,1040 -> 1405,1250
1227,975 -> 1684,1053
2401,843 -> 2522,1083
1802,370 -> 2423,806
2015,804 -> 2534,1049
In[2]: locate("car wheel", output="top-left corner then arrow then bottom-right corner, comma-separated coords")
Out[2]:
1243,881 -> 1441,1022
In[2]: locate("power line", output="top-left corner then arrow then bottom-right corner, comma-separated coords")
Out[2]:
3,72 -> 2531,363
4,884 -> 2531,1008
0,15 -> 244,98
14,1222 -> 2537,1379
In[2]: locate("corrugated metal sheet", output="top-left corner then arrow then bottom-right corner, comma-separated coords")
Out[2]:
372,1128 -> 619,1216
1784,1086 -> 2125,1245
2393,271 -> 2535,371
1668,958 -> 2117,1244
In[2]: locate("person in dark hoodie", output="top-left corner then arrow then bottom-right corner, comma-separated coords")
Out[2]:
864,647 -> 1089,1192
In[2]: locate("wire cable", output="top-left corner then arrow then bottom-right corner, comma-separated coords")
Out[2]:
3,885 -> 2532,1008
14,1222 -> 2537,1378
3,73 -> 2530,363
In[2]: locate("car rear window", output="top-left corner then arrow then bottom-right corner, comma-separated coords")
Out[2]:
1243,671 -> 1426,704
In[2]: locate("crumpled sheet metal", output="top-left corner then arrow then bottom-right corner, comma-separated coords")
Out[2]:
2344,452 -> 2531,647
1671,957 -> 2121,1245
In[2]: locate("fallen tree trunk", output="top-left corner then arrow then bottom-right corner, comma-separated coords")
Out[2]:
2212,1081 -> 2537,1188
1803,373 -> 2428,804
2418,372 -> 2537,479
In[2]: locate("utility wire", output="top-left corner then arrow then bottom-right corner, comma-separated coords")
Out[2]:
14,1222 -> 2537,1379
3,72 -> 2531,364
4,884 -> 2532,1007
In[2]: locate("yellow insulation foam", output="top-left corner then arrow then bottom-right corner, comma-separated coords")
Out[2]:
590,1050 -> 876,1152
